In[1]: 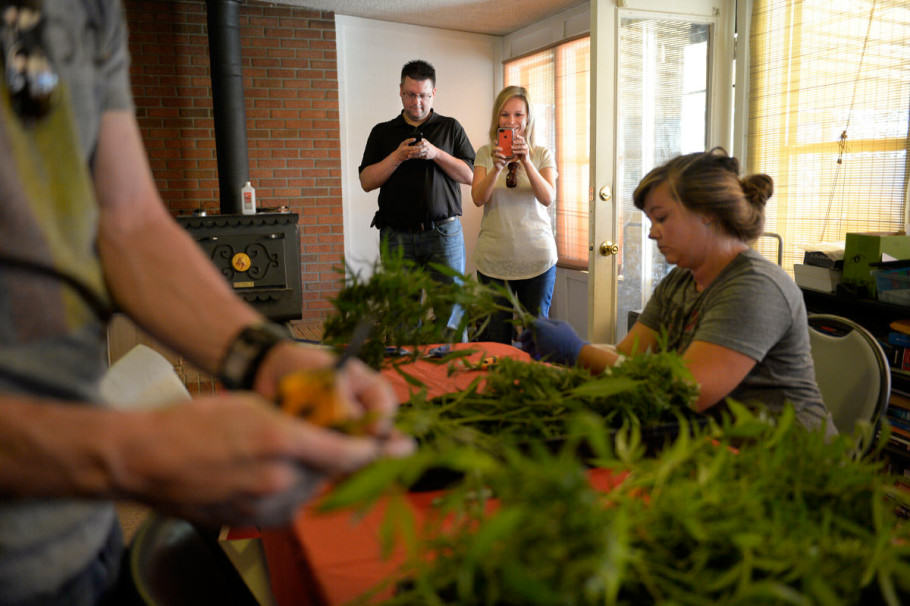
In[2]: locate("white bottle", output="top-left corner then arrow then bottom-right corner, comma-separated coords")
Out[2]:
241,181 -> 256,215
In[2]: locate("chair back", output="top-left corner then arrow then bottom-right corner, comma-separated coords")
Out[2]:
808,314 -> 891,436
760,232 -> 783,266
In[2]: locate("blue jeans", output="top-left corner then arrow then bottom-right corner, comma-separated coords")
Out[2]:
380,218 -> 466,332
476,265 -> 556,344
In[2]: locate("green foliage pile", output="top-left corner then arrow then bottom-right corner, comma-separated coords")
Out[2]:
322,246 -> 529,369
397,353 -> 699,452
325,405 -> 910,606
318,246 -> 910,605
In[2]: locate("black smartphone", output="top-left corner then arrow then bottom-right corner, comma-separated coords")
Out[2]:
409,131 -> 423,146
497,127 -> 514,158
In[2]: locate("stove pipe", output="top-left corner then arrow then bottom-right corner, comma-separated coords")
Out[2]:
205,0 -> 249,215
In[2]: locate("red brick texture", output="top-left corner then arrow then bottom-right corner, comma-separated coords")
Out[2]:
123,0 -> 343,322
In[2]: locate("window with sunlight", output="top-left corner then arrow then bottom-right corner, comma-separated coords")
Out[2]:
748,0 -> 910,274
505,37 -> 591,270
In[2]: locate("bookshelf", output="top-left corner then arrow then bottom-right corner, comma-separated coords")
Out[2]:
801,289 -> 910,350
801,288 -> 910,475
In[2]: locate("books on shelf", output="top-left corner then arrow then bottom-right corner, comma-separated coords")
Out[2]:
877,338 -> 910,372
891,374 -> 910,395
890,390 -> 910,412
884,392 -> 910,471
887,417 -> 910,435
885,422 -> 910,442
892,319 -> 910,336
889,331 -> 910,348
883,428 -> 910,450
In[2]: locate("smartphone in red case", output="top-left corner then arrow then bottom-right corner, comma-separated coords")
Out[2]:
497,127 -> 514,158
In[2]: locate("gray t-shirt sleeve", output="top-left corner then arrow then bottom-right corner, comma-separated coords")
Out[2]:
45,0 -> 134,161
695,272 -> 793,361
94,0 -> 134,113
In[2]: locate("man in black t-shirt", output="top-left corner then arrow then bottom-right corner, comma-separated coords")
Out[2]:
359,60 -> 475,331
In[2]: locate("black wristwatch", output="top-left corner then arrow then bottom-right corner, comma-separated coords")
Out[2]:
218,322 -> 292,390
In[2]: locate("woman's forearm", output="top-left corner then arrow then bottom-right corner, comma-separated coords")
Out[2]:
523,161 -> 556,206
471,165 -> 502,206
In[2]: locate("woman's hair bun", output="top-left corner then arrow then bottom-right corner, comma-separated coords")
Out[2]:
740,173 -> 774,207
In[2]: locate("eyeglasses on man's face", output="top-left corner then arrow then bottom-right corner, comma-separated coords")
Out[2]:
400,91 -> 433,102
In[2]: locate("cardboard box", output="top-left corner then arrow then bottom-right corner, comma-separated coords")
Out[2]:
842,233 -> 910,297
794,264 -> 841,293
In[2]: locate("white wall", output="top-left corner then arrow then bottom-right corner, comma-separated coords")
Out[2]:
336,16 -> 500,278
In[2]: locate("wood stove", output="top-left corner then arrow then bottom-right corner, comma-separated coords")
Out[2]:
170,1 -> 304,324
178,212 -> 303,322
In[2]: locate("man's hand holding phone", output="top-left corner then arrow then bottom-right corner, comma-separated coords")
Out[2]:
394,132 -> 427,164
406,131 -> 436,161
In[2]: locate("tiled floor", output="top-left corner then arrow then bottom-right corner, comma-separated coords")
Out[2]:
117,501 -> 151,543
288,320 -> 324,342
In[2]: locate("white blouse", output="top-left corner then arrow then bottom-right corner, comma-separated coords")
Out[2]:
472,143 -> 558,280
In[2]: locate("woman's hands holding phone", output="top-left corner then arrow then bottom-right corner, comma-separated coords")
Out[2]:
510,132 -> 529,161
494,128 -> 528,165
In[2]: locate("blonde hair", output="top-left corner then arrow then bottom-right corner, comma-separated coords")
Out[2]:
633,147 -> 773,243
488,86 -> 535,146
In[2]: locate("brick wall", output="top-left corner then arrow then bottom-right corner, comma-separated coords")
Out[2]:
124,0 -> 342,322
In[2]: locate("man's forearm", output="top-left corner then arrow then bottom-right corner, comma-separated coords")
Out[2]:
360,155 -> 402,192
0,396 -> 130,498
433,151 -> 473,185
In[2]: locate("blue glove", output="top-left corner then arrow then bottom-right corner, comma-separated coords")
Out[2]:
519,318 -> 588,365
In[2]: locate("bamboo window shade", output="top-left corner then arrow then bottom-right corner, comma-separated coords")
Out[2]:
505,37 -> 591,270
748,0 -> 910,274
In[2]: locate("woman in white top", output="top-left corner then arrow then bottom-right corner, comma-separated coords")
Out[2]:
471,86 -> 558,344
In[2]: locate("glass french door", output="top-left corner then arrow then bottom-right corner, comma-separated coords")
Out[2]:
589,0 -> 733,343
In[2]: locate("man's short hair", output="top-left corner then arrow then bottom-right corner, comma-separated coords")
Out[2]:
401,60 -> 436,87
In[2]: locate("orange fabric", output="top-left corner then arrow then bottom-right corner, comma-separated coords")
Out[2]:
274,468 -> 629,605
381,342 -> 532,403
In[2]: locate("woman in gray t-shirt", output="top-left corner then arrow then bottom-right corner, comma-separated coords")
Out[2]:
521,148 -> 835,435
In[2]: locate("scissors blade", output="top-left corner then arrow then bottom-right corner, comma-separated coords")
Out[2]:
334,318 -> 373,370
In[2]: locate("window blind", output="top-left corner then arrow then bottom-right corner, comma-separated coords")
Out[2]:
505,37 -> 591,270
556,38 -> 592,270
748,0 -> 910,273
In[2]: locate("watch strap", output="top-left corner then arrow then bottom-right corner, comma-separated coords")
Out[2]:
218,322 -> 292,390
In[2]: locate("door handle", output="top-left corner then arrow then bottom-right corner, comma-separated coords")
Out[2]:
599,241 -> 619,256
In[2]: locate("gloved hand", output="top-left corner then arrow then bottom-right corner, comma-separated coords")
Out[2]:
518,318 -> 588,365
